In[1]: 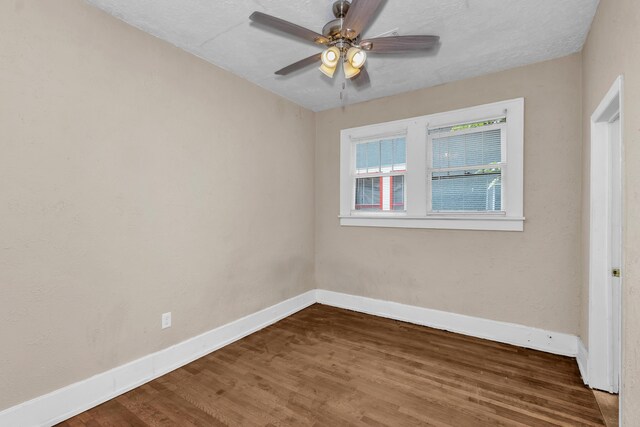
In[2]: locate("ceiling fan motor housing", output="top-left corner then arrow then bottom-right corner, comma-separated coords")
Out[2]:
323,1 -> 355,52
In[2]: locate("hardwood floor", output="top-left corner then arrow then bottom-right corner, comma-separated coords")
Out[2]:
593,391 -> 619,427
59,304 -> 605,426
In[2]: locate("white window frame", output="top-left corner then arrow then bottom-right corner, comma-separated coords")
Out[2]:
339,98 -> 525,231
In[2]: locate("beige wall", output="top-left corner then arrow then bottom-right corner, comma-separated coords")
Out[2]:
581,0 -> 640,422
0,0 -> 315,411
315,54 -> 583,334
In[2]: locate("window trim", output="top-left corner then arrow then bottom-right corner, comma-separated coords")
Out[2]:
339,98 -> 525,231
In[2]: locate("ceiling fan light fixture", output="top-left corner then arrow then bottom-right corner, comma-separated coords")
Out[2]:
319,46 -> 340,78
343,61 -> 361,79
319,63 -> 337,78
321,47 -> 340,67
346,47 -> 367,69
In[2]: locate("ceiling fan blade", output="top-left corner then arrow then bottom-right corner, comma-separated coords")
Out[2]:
250,12 -> 329,45
360,35 -> 440,53
352,66 -> 371,87
341,0 -> 385,39
275,52 -> 322,76
360,36 -> 440,53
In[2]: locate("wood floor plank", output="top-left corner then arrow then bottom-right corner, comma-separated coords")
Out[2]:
593,390 -> 619,427
59,304 -> 605,426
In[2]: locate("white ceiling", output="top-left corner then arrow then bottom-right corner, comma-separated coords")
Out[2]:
86,0 -> 599,112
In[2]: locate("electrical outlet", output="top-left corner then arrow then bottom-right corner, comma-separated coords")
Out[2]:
161,312 -> 171,329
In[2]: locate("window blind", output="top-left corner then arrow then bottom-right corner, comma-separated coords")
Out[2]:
355,137 -> 406,174
429,122 -> 504,212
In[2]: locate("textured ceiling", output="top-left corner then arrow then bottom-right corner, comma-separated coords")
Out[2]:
86,0 -> 599,111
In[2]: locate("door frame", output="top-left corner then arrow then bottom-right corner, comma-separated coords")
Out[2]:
587,75 -> 624,394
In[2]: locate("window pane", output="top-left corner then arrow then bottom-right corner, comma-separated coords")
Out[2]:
432,128 -> 501,169
432,169 -> 502,211
355,137 -> 406,174
355,177 -> 380,210
356,143 -> 367,172
355,176 -> 405,212
366,142 -> 380,172
392,175 -> 405,211
381,140 -> 393,171
393,138 -> 406,171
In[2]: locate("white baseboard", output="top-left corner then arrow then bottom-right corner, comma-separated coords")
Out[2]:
577,338 -> 589,385
1,288 -> 583,426
316,290 -> 579,357
0,290 -> 316,427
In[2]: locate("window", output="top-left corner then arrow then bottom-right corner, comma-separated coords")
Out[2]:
339,99 -> 524,231
429,119 -> 504,212
354,137 -> 406,212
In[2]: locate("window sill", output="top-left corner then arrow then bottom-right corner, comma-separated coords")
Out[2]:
339,215 -> 525,231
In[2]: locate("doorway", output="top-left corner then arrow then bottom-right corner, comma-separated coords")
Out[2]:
588,76 -> 623,397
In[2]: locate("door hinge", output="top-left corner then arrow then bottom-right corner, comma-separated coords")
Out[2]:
612,268 -> 621,278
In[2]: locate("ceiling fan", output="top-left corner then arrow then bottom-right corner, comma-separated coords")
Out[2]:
249,0 -> 440,86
